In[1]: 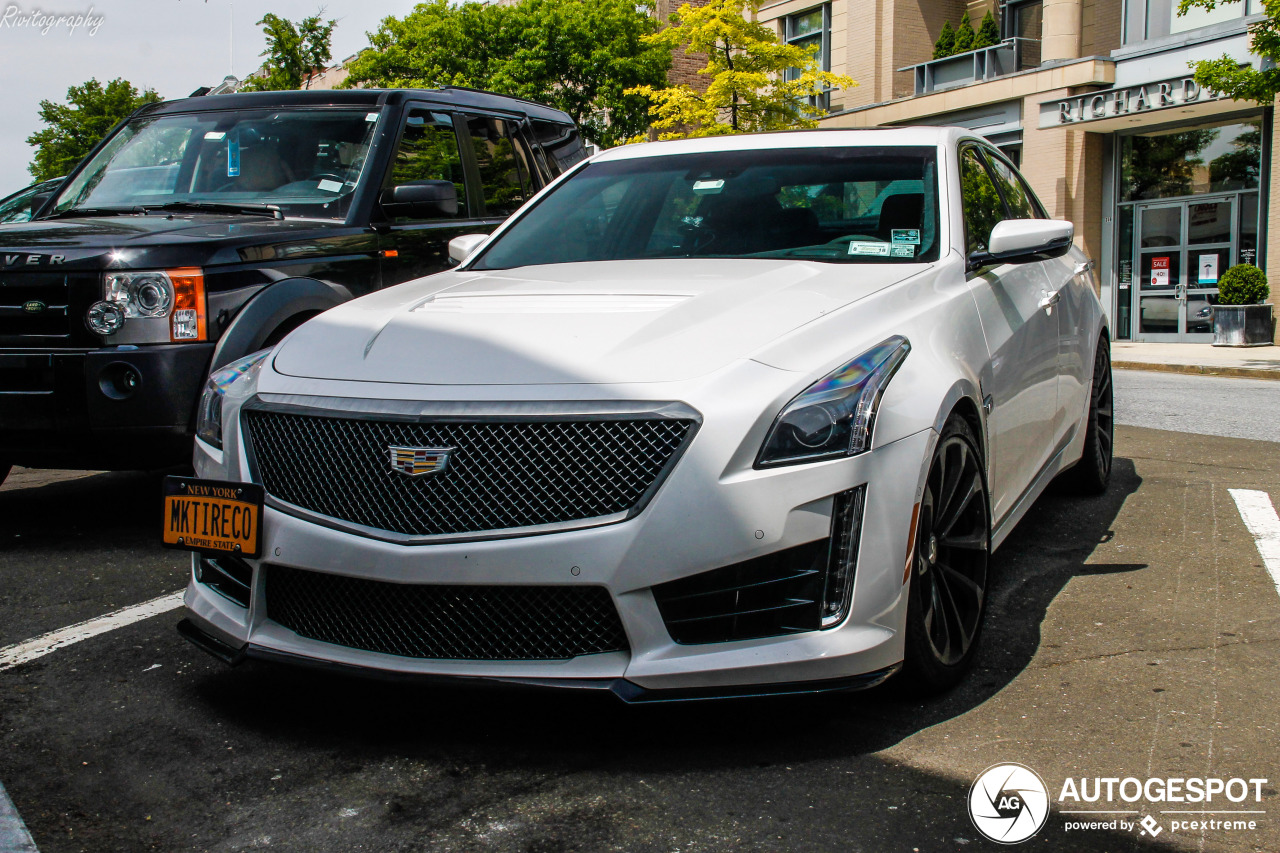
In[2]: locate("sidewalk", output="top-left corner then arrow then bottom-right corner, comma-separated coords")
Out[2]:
1112,341 -> 1280,380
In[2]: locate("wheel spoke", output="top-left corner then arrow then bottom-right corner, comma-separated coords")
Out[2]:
936,469 -> 981,537
939,528 -> 987,551
932,564 -> 969,658
938,561 -> 984,603
928,577 -> 952,658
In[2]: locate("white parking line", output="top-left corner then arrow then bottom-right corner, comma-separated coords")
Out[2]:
0,591 -> 184,672
0,781 -> 38,853
1229,489 -> 1280,596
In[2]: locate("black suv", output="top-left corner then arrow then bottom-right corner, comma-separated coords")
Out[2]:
0,88 -> 585,483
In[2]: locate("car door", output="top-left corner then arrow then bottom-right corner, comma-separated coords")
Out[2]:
960,144 -> 1060,524
981,147 -> 1084,451
376,107 -> 495,286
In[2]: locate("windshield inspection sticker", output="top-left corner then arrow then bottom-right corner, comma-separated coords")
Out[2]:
848,241 -> 891,256
316,179 -> 343,193
890,244 -> 916,258
891,229 -> 921,244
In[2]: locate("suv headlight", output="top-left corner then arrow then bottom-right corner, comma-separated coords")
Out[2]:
196,350 -> 272,450
756,336 -> 910,467
86,268 -> 206,343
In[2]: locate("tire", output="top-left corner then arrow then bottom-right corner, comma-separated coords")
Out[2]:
900,416 -> 991,694
1061,336 -> 1113,495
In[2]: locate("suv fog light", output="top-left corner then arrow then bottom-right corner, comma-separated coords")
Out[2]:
86,300 -> 125,336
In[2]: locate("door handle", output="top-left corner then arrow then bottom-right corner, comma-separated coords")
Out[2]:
1038,290 -> 1061,311
1073,260 -> 1094,277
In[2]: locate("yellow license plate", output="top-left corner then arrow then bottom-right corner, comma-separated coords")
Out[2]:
162,476 -> 264,558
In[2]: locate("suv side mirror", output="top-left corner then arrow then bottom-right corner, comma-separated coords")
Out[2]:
970,219 -> 1074,269
380,180 -> 458,219
448,233 -> 488,264
29,191 -> 55,219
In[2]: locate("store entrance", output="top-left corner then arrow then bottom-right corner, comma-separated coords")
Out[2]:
1132,197 -> 1239,341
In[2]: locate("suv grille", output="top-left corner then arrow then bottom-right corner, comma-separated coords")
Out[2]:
0,271 -> 97,347
265,565 -> 629,661
244,410 -> 694,538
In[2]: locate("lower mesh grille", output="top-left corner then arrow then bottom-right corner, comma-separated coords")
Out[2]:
265,565 -> 629,661
652,541 -> 828,644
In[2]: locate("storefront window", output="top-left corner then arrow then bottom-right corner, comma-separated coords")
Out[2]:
1116,207 -> 1134,339
1119,120 -> 1262,202
1004,0 -> 1042,68
1124,0 -> 1260,42
785,6 -> 831,112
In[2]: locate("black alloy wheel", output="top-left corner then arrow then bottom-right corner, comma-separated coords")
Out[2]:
1063,336 -> 1113,495
902,416 -> 990,692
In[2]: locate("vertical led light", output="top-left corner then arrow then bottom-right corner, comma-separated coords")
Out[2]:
822,485 -> 866,628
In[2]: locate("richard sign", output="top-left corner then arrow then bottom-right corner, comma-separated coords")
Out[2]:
1039,76 -> 1225,128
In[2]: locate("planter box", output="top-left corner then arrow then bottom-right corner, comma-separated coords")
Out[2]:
1212,303 -> 1274,347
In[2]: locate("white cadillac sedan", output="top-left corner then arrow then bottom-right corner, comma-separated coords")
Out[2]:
169,127 -> 1112,700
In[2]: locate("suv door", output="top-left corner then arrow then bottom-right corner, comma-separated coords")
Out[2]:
960,144 -> 1059,524
377,107 -> 492,285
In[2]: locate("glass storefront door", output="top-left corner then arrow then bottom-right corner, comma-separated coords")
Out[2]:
1133,196 -> 1237,341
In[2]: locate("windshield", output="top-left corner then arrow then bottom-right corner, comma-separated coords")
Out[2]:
51,107 -> 380,220
472,146 -> 940,269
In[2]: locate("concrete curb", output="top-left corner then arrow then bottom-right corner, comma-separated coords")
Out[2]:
1113,360 -> 1280,381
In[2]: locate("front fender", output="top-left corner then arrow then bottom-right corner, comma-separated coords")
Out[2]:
210,277 -> 352,371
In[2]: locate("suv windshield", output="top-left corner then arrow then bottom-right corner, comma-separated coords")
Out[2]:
473,146 -> 940,269
51,107 -> 380,220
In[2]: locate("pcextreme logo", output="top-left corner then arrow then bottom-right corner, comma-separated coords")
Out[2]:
968,764 -> 1270,843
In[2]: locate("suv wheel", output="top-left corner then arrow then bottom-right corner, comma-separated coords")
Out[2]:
1061,336 -> 1113,495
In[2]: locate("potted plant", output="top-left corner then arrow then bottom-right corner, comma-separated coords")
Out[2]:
1213,263 -> 1273,346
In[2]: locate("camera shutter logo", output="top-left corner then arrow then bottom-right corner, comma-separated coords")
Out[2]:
969,763 -> 1050,844
388,445 -> 454,477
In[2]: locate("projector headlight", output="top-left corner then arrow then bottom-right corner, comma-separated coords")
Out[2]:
196,349 -> 272,450
757,336 -> 910,467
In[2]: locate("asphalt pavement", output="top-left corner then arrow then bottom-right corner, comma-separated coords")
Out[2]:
1,377 -> 1279,852
1115,369 -> 1280,443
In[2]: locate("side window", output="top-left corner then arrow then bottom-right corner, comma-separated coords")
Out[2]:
960,146 -> 1007,255
528,119 -> 585,177
386,110 -> 468,221
984,150 -> 1040,220
465,116 -> 528,216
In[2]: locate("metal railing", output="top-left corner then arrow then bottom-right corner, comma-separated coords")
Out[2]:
901,38 -> 1040,96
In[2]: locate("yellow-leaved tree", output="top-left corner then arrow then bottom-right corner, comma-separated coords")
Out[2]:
626,0 -> 855,140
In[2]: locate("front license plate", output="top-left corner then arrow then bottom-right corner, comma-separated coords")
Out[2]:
162,476 -> 264,558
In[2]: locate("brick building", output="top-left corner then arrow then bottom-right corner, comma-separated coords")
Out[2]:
754,0 -> 1276,343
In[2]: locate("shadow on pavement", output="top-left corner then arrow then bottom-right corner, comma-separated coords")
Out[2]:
168,458 -> 1158,851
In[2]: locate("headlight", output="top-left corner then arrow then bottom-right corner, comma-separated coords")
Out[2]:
756,336 -> 910,467
88,268 -> 206,343
196,349 -> 272,450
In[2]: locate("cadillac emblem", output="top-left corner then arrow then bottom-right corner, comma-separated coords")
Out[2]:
388,445 -> 454,477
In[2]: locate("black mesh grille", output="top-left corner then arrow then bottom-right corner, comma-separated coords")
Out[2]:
244,410 -> 694,537
652,541 -> 828,644
265,565 -> 629,660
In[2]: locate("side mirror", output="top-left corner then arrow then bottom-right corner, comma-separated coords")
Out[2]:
970,219 -> 1074,269
29,191 -> 55,219
448,233 -> 488,265
380,180 -> 458,219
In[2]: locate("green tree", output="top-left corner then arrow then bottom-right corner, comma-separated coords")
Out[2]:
1179,0 -> 1280,103
625,0 -> 856,139
345,0 -> 671,148
241,10 -> 337,92
1208,125 -> 1262,189
26,77 -> 160,181
933,20 -> 956,58
952,14 -> 976,53
975,10 -> 1001,49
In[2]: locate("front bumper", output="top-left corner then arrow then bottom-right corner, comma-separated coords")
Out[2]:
0,343 -> 214,469
183,415 -> 933,694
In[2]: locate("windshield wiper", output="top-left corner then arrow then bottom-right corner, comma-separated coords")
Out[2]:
142,201 -> 284,220
43,206 -> 144,219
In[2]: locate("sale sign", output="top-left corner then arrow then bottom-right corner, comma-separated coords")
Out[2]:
1151,256 -> 1171,287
